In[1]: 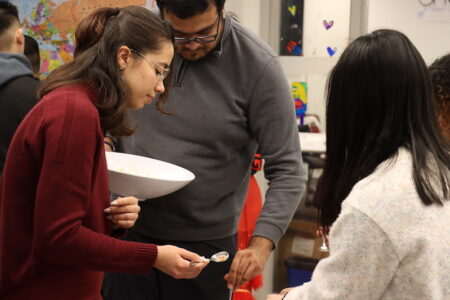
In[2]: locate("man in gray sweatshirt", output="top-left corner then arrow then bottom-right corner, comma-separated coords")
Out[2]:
103,1 -> 306,299
0,1 -> 39,176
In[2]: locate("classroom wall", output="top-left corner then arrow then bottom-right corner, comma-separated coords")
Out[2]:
366,0 -> 450,65
225,0 -> 261,34
227,0 -> 450,126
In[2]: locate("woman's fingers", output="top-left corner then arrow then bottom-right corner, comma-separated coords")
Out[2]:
111,219 -> 135,228
104,196 -> 140,214
106,212 -> 138,221
104,205 -> 140,214
104,196 -> 140,229
111,196 -> 139,206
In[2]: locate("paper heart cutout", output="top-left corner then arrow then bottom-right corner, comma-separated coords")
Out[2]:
327,46 -> 337,57
323,20 -> 334,30
288,6 -> 296,16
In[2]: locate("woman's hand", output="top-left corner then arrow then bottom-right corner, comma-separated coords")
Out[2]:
266,288 -> 293,300
266,295 -> 283,300
104,196 -> 140,229
154,245 -> 209,279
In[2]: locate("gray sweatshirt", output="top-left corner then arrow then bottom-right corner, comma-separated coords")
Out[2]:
0,53 -> 32,86
119,14 -> 307,245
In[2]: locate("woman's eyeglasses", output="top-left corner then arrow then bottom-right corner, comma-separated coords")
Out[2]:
129,48 -> 170,81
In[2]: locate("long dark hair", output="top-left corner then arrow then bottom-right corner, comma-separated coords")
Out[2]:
316,29 -> 450,232
38,6 -> 173,136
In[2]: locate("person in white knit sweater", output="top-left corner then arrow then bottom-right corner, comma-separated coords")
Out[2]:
268,29 -> 450,300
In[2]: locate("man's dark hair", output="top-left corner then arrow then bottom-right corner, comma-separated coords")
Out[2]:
0,1 -> 19,36
429,53 -> 450,102
156,0 -> 225,19
24,35 -> 40,74
429,53 -> 450,141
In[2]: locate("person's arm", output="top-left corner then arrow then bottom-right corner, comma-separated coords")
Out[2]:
280,204 -> 399,300
32,97 -> 156,273
32,95 -> 209,279
226,56 -> 307,287
251,57 -> 306,244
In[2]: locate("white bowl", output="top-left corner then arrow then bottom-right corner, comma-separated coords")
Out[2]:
105,152 -> 195,200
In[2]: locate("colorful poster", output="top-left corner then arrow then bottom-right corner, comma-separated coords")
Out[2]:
291,81 -> 307,122
11,0 -> 158,78
279,0 -> 304,56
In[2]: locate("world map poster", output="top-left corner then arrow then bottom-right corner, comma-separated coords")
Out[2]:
11,0 -> 158,78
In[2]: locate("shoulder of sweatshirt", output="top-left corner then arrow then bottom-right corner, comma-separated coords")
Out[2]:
227,20 -> 277,63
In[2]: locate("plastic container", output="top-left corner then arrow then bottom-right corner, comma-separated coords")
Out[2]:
284,256 -> 319,287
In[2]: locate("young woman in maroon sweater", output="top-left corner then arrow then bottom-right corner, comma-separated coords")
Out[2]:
0,6 -> 208,299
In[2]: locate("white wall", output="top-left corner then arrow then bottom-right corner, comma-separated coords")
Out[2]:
225,0 -> 261,34
366,0 -> 450,65
281,0 -> 352,126
303,0 -> 351,57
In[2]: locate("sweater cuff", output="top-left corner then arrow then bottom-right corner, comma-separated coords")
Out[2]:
129,242 -> 158,274
253,220 -> 284,247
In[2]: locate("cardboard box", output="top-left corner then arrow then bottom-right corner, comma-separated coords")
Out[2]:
274,219 -> 329,291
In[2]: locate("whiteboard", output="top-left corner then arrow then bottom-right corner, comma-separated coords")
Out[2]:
366,0 -> 450,65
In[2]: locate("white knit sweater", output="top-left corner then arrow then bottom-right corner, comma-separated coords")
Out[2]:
284,148 -> 450,300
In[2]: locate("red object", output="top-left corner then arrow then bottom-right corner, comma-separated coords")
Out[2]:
0,85 -> 157,299
233,169 -> 263,300
251,153 -> 262,172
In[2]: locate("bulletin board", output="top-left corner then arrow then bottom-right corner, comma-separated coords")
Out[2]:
11,0 -> 158,77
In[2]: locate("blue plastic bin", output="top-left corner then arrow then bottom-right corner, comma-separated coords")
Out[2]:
284,256 -> 319,287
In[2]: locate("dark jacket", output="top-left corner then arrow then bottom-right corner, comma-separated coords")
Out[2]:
0,53 -> 39,175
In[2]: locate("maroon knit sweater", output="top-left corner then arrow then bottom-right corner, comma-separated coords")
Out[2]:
0,85 -> 157,299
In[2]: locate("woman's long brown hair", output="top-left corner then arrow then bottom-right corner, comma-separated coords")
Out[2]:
38,6 -> 173,136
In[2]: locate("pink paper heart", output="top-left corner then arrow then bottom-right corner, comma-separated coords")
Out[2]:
323,20 -> 334,30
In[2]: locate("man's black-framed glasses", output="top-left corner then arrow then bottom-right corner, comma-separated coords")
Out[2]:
173,16 -> 221,45
130,48 -> 170,81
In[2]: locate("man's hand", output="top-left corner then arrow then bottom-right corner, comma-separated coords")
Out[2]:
224,236 -> 273,289
104,196 -> 140,229
154,245 -> 209,279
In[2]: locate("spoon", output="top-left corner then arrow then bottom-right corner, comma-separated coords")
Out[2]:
228,287 -> 234,300
190,251 -> 229,267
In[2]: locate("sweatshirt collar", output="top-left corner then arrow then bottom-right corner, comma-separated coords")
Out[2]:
209,11 -> 232,58
0,52 -> 32,86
